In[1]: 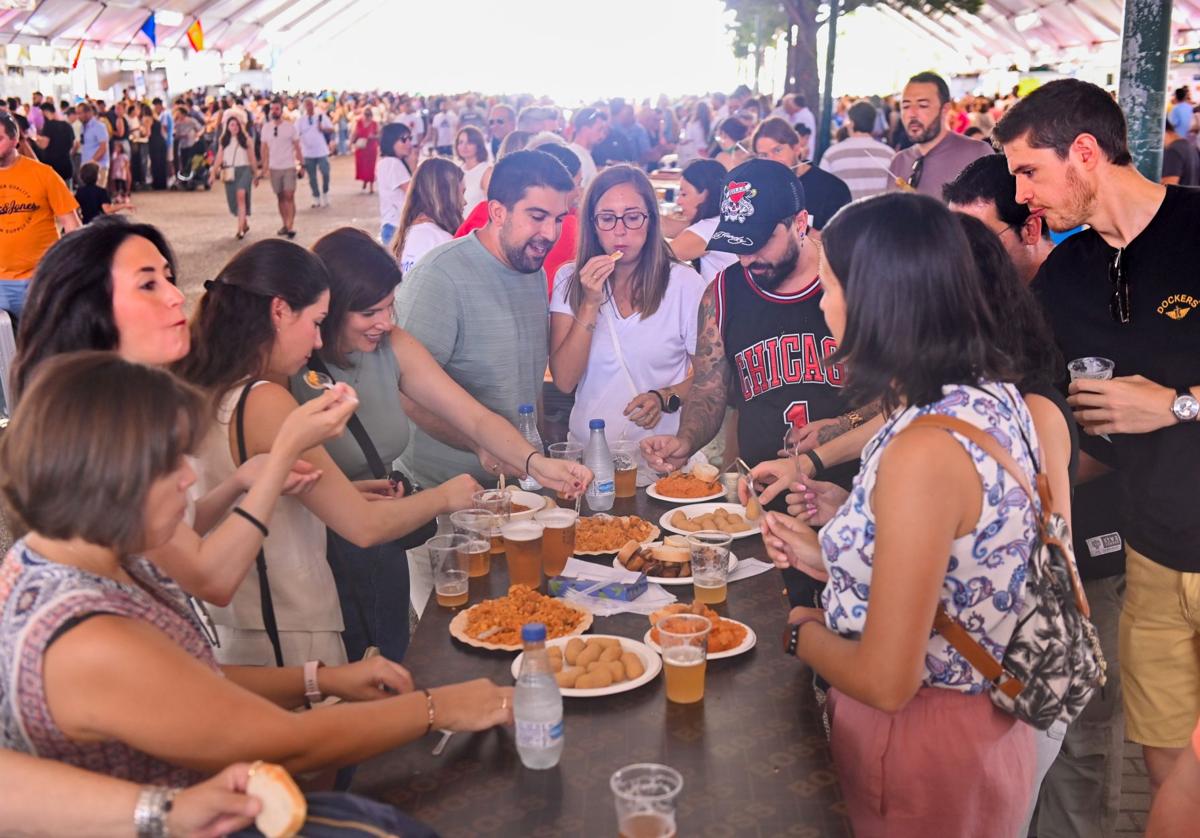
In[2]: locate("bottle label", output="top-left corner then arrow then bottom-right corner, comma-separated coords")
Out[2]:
589,480 -> 615,495
516,719 -> 564,749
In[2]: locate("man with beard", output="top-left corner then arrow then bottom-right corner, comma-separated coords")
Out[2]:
642,159 -> 850,606
888,71 -> 992,199
995,79 -> 1200,802
395,150 -> 574,488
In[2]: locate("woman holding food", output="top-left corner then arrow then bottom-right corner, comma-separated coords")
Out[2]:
0,352 -> 513,785
760,194 -> 1047,836
293,228 -> 592,661
549,165 -> 706,482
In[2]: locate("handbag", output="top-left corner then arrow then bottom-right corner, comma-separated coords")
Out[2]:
232,791 -> 438,838
905,412 -> 1107,731
354,137 -> 368,150
221,164 -> 235,183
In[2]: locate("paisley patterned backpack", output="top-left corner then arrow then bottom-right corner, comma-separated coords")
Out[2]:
909,413 -> 1107,731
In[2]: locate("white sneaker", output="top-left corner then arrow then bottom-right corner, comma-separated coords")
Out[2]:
322,193 -> 331,207
310,199 -> 320,208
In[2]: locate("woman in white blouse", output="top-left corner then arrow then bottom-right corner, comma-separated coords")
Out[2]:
455,125 -> 492,208
376,122 -> 414,246
392,157 -> 464,278
550,165 -> 705,480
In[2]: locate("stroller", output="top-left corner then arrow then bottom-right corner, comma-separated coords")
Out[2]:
175,139 -> 212,191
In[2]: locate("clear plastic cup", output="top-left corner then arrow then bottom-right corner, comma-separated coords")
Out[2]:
534,507 -> 578,577
450,508 -> 499,577
687,531 -> 732,605
500,520 -> 545,590
548,442 -> 585,507
472,490 -> 511,556
426,534 -> 471,608
1067,357 -> 1115,381
657,613 -> 711,704
611,763 -> 683,838
610,439 -> 639,498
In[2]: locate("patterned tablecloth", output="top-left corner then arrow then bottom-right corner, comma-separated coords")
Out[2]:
352,492 -> 851,837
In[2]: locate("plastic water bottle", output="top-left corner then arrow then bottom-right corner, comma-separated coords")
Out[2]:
516,404 -> 544,491
514,623 -> 564,769
584,419 -> 616,512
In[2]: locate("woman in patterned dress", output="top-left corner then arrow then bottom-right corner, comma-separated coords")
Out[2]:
761,193 -> 1069,837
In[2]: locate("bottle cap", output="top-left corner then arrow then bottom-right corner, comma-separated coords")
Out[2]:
518,404 -> 535,415
521,622 -> 547,642
589,419 -> 606,430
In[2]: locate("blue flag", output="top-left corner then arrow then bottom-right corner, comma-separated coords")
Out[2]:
140,13 -> 156,47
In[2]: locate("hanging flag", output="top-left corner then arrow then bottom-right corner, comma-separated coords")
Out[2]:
186,19 -> 204,52
139,13 -> 156,47
71,40 -> 83,69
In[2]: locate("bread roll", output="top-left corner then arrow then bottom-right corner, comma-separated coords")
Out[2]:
246,762 -> 306,838
651,543 -> 690,564
691,463 -> 719,483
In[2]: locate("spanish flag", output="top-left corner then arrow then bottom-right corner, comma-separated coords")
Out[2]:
186,19 -> 204,52
71,40 -> 83,69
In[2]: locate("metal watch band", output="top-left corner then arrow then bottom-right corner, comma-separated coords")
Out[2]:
134,786 -> 177,838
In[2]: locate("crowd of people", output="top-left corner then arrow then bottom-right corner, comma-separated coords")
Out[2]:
0,69 -> 1198,837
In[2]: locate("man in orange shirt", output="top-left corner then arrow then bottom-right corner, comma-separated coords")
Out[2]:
0,110 -> 79,315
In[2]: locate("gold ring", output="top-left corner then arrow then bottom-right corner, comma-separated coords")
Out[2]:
501,697 -> 509,711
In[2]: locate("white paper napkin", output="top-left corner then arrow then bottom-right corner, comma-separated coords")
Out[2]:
558,558 -> 677,616
726,557 -> 775,583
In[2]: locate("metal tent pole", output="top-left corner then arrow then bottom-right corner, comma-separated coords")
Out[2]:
816,0 -> 840,165
1118,0 -> 1174,179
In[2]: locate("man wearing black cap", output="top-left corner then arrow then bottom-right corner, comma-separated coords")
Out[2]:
642,159 -> 851,606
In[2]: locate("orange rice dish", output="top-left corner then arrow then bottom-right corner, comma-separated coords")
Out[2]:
649,601 -> 748,654
462,585 -> 587,646
653,472 -> 721,499
576,515 -> 656,552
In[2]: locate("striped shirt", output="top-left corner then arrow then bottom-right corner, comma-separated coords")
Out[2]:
818,136 -> 895,202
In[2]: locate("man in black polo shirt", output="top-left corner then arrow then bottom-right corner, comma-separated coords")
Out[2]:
642,159 -> 851,607
995,79 -> 1200,798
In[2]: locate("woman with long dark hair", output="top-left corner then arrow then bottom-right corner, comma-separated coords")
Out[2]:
714,116 -> 751,170
666,158 -> 738,282
376,121 -> 414,246
761,193 -> 1065,836
549,165 -> 705,479
143,102 -> 168,190
392,157 -> 464,277
295,228 -> 590,660
210,116 -> 259,239
455,124 -> 491,207
675,100 -> 711,167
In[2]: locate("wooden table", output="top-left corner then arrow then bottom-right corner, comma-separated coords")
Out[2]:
353,492 -> 850,837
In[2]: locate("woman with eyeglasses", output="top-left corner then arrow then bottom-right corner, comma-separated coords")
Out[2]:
549,165 -> 706,474
751,116 -> 852,231
392,157 -> 464,277
714,116 -> 752,170
666,158 -> 739,282
376,122 -> 414,246
454,125 -> 491,208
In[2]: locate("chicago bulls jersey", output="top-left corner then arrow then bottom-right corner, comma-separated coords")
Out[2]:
715,263 -> 849,470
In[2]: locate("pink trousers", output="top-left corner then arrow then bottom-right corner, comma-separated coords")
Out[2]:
828,687 -> 1036,838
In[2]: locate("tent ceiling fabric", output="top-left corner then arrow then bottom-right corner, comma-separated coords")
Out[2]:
2,0 -> 1199,60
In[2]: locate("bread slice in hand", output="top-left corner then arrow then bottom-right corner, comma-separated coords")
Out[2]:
246,761 -> 307,838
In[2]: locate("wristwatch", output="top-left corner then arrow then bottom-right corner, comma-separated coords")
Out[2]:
652,390 -> 682,414
304,659 -> 325,705
1172,387 -> 1200,423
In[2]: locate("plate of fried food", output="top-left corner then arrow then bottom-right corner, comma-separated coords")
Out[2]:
509,634 -> 661,697
575,514 -> 661,556
644,601 -> 756,660
612,536 -> 737,585
646,463 -> 725,504
449,584 -> 593,651
660,504 -> 759,539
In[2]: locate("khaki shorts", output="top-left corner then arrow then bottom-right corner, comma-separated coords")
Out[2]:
269,167 -> 296,195
1120,545 -> 1200,748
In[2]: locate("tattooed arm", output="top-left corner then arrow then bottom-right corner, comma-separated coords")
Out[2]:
641,282 -> 732,471
816,400 -> 885,446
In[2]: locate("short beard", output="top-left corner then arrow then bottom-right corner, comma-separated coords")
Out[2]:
1051,164 -> 1097,232
906,117 -> 942,144
745,236 -> 800,293
500,224 -> 553,274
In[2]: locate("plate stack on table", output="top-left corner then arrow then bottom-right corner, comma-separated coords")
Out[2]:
351,488 -> 849,837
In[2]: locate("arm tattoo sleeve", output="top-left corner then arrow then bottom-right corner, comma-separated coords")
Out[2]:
676,284 -> 732,454
815,399 -> 885,445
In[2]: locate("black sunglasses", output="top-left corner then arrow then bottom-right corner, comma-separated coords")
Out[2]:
488,118 -> 507,125
1109,247 -> 1130,325
907,155 -> 926,189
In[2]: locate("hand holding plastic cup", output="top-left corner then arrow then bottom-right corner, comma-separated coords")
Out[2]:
611,763 -> 683,838
472,489 -> 511,556
426,534 -> 471,608
1068,357 -> 1114,381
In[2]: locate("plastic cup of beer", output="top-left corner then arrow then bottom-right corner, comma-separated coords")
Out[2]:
1067,357 -> 1115,381
548,441 -> 584,507
611,763 -> 683,838
501,520 -> 545,590
472,489 -> 511,556
426,534 -> 471,608
534,507 -> 578,577
449,508 -> 498,577
687,531 -> 733,605
611,439 -> 639,499
658,613 -> 711,704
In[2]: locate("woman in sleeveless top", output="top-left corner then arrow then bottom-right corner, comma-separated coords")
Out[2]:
210,116 -> 259,239
455,125 -> 491,207
296,228 -> 593,661
0,353 -> 514,783
760,194 -> 1063,837
11,219 -> 353,609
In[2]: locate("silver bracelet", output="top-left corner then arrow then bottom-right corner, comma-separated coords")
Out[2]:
134,786 -> 178,838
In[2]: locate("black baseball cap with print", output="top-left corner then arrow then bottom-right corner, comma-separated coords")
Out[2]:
707,159 -> 806,255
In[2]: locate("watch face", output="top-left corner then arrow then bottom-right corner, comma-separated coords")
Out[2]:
1175,395 -> 1200,421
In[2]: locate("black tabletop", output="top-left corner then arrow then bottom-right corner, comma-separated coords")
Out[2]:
352,492 -> 850,837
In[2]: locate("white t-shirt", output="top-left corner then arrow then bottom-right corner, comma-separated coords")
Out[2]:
297,112 -> 332,158
566,142 -> 598,189
399,221 -> 453,275
376,157 -> 412,226
550,262 -> 706,447
461,160 -> 490,208
682,216 -> 738,283
433,112 -> 459,147
395,112 -> 425,141
261,118 -> 299,170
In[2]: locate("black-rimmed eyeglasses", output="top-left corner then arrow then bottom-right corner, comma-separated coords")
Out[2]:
1110,247 -> 1130,324
593,211 -> 649,231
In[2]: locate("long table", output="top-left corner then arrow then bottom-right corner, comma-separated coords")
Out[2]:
353,491 -> 851,837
